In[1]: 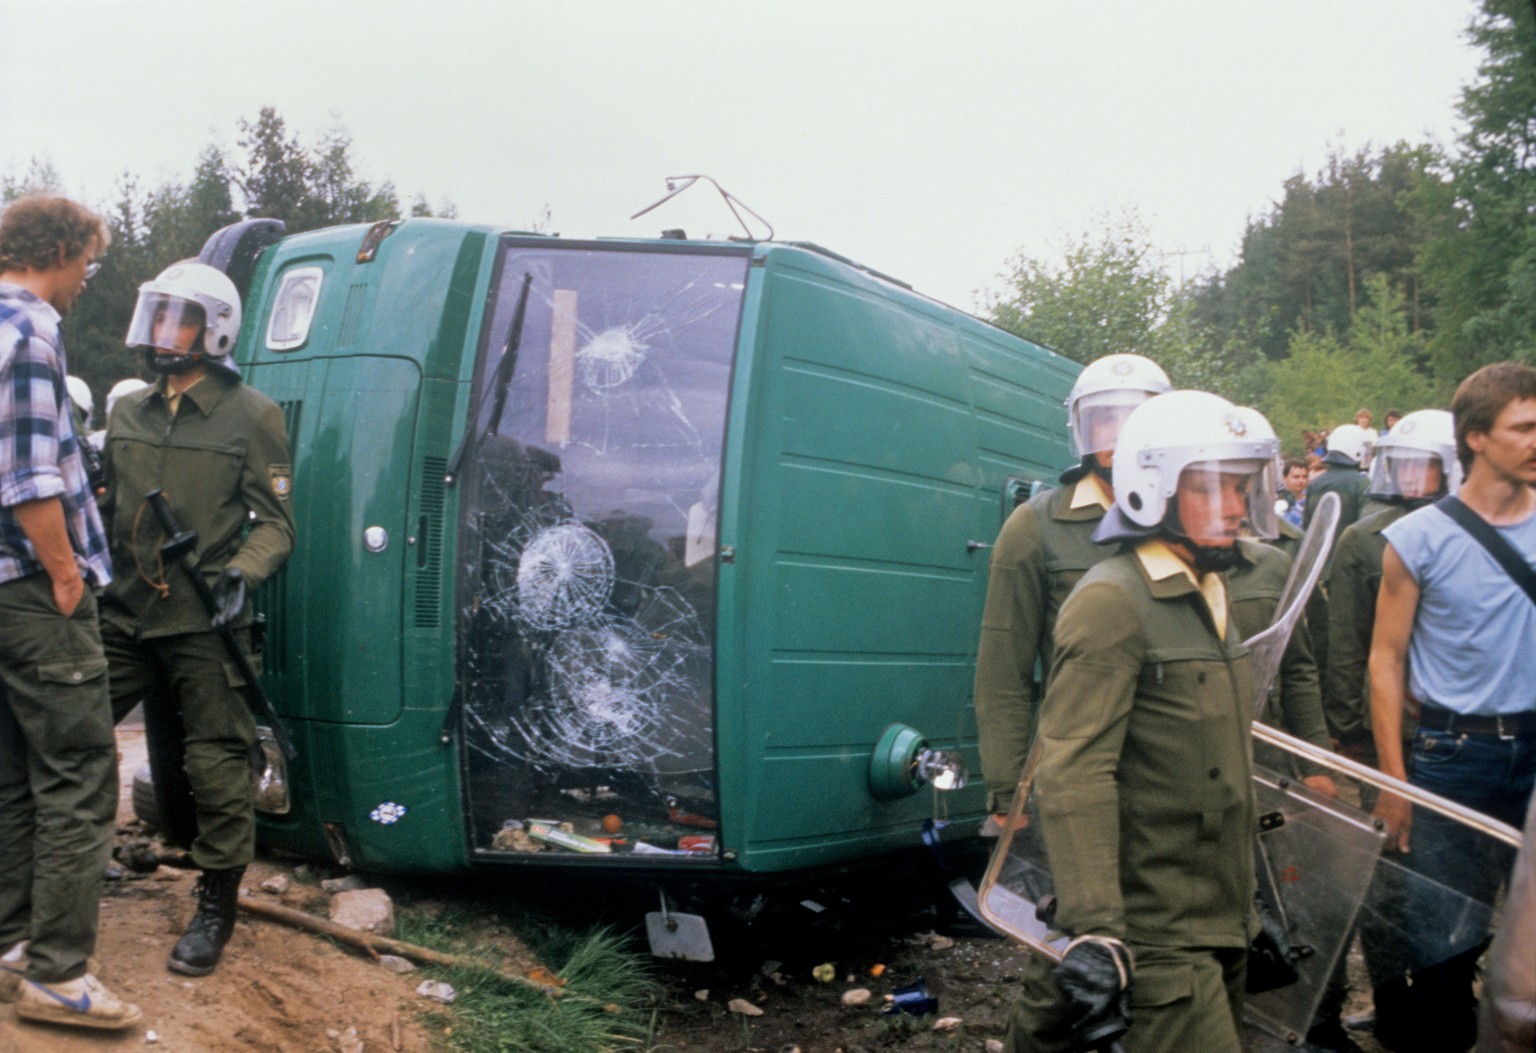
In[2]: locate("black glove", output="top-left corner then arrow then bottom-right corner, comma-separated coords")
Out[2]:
1054,935 -> 1134,1052
209,567 -> 247,628
80,437 -> 108,494
1246,892 -> 1302,993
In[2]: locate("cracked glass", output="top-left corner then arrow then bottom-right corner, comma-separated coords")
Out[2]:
457,243 -> 747,860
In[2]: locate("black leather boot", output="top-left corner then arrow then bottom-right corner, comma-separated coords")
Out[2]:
168,867 -> 245,977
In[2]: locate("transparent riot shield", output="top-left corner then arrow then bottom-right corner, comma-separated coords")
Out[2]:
1246,758 -> 1385,1042
981,725 -> 1522,1045
1246,491 -> 1338,717
1251,725 -> 1522,1034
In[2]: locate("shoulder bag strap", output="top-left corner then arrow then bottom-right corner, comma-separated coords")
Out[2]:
1434,495 -> 1536,608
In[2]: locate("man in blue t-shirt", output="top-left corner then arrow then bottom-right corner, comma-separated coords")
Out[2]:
1369,361 -> 1536,1053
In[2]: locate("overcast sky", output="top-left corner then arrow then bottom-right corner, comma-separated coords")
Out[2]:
1,0 -> 1484,310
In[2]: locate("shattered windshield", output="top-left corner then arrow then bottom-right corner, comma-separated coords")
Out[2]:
458,243 -> 747,860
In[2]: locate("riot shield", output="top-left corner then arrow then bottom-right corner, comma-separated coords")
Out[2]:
1246,756 -> 1385,1042
1246,491 -> 1339,716
980,725 -> 1521,1045
1251,723 -> 1522,994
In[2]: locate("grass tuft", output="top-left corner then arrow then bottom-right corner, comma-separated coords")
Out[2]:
395,900 -> 657,1053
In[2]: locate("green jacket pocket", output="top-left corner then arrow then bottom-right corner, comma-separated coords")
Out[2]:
1129,960 -> 1194,1009
37,655 -> 109,686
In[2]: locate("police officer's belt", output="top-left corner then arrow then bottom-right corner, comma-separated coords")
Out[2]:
1418,702 -> 1536,738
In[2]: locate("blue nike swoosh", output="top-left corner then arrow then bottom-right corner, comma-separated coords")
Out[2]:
32,983 -> 92,1013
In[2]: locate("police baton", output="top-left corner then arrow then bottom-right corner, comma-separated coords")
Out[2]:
144,488 -> 297,761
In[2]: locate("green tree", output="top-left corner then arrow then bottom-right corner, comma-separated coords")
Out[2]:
1416,0 -> 1536,375
0,157 -> 64,204
236,107 -> 320,229
1256,274 -> 1440,454
57,109 -> 428,410
982,208 -> 1198,371
1194,143 -> 1448,363
235,107 -> 403,233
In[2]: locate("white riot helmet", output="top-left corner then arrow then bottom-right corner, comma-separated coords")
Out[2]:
65,375 -> 94,428
1066,353 -> 1172,458
125,261 -> 242,377
1111,390 -> 1281,541
1368,409 -> 1460,502
1325,423 -> 1374,467
105,377 -> 150,421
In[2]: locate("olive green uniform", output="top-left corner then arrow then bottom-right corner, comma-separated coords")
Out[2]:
1006,541 -> 1256,1053
975,472 -> 1113,814
1323,505 -> 1408,764
100,371 -> 294,870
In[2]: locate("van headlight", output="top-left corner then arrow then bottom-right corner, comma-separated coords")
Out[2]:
253,726 -> 291,815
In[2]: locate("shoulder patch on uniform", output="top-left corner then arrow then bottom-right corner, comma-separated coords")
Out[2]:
270,465 -> 293,499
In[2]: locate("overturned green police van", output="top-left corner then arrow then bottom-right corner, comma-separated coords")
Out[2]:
213,217 -> 1075,880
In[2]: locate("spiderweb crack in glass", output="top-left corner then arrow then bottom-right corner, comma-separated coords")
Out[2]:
578,324 -> 650,391
466,592 -> 708,771
469,505 -> 710,771
511,522 -> 615,631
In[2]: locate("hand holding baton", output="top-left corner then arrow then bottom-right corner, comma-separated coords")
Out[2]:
144,488 -> 296,760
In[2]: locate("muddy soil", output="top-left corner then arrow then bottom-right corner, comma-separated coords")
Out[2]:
1,727 -> 1391,1053
639,899 -> 1389,1053
0,727 -> 443,1053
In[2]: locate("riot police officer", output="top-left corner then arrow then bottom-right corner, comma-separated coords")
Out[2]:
1005,390 -> 1279,1053
100,261 -> 295,977
974,353 -> 1170,822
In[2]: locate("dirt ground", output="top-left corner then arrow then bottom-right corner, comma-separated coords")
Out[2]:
0,726 -> 443,1053
0,727 -> 1392,1053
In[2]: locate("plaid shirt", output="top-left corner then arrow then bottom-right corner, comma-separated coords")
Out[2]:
0,282 -> 112,588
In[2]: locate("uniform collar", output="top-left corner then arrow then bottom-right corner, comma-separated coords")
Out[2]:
1232,537 -> 1265,567
1069,472 -> 1112,511
154,370 -> 231,416
1133,538 -> 1229,640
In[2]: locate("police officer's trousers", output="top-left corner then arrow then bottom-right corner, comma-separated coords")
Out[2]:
102,626 -> 257,871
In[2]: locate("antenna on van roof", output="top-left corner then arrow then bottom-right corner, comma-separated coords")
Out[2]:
630,174 -> 774,242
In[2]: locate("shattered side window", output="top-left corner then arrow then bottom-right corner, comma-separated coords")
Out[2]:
458,244 -> 747,860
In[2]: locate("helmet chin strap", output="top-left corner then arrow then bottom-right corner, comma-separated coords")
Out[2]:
1186,544 -> 1241,574
1086,455 -> 1114,486
143,347 -> 203,375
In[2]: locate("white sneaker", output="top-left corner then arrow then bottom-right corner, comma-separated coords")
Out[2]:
15,973 -> 142,1030
0,941 -> 26,1003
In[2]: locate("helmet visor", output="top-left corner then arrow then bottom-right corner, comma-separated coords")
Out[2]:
1368,450 -> 1445,501
1071,388 -> 1152,457
126,293 -> 206,354
1172,459 -> 1278,544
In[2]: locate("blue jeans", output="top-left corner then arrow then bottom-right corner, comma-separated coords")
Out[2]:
1404,726 -> 1535,973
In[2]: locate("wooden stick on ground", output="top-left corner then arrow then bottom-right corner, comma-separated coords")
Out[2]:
237,893 -> 562,996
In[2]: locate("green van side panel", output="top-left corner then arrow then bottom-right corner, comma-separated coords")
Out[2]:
715,246 -> 1074,873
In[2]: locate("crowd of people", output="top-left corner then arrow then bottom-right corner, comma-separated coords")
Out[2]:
977,353 -> 1535,1053
0,194 -> 294,1031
